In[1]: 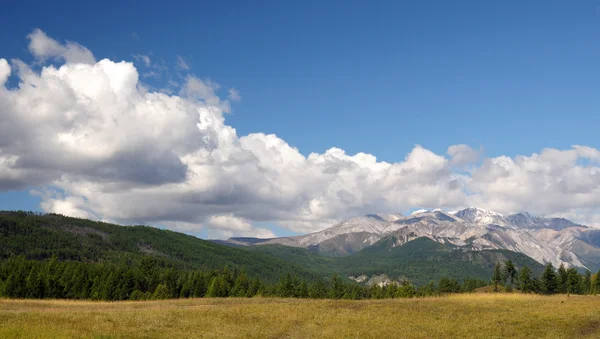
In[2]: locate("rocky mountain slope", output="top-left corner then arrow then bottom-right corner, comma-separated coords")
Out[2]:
226,207 -> 600,270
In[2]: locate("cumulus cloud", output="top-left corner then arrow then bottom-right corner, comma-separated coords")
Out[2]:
27,29 -> 95,64
466,148 -> 600,217
0,58 -> 10,85
1,30 -> 600,239
447,144 -> 481,167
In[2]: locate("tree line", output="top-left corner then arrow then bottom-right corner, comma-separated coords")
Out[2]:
491,260 -> 600,295
1,256 -> 598,301
0,256 -> 488,300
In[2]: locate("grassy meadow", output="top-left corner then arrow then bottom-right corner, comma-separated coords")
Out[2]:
1,294 -> 600,338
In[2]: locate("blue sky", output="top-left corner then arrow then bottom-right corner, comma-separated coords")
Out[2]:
1,1 -> 600,237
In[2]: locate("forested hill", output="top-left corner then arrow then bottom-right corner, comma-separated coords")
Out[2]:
0,211 -> 322,283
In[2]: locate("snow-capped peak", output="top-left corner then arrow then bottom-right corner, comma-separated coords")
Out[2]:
454,207 -> 508,226
410,209 -> 429,216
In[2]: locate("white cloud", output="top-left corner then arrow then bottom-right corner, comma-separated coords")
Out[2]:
176,55 -> 190,70
27,29 -> 95,64
1,30 -> 600,238
0,58 -> 10,85
228,88 -> 242,101
142,71 -> 159,79
133,54 -> 151,67
447,144 -> 480,166
206,214 -> 275,239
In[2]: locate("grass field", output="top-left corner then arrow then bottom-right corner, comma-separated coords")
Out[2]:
1,294 -> 600,338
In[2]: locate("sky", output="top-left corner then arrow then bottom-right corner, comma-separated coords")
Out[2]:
1,0 -> 600,238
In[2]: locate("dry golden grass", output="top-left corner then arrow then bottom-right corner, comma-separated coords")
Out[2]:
1,294 -> 600,338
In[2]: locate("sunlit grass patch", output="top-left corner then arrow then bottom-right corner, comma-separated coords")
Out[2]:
1,294 -> 599,338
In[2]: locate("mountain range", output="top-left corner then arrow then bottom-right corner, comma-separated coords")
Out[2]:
0,210 -> 546,286
221,207 -> 600,271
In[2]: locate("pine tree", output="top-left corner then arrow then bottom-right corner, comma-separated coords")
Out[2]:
593,270 -> 600,295
566,267 -> 582,294
541,263 -> 557,295
385,283 -> 398,298
246,278 -> 261,297
582,270 -> 592,295
25,264 -> 45,299
308,280 -> 327,299
396,282 -> 416,298
328,274 -> 344,299
230,272 -> 250,297
371,285 -> 384,299
278,273 -> 293,297
492,263 -> 503,292
152,284 -> 170,300
557,264 -> 568,294
206,276 -> 228,298
518,265 -> 533,293
349,284 -> 365,300
503,260 -> 517,288
298,281 -> 308,298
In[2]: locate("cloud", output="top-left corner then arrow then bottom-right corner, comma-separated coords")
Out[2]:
133,54 -> 151,67
142,71 -> 159,79
466,148 -> 600,218
1,30 -> 600,239
27,29 -> 95,64
176,55 -> 190,71
447,144 -> 480,166
205,214 -> 275,239
228,88 -> 242,101
0,58 -> 10,85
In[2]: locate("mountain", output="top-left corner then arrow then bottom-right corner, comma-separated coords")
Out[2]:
336,237 -> 545,286
0,210 -> 549,287
244,238 -> 545,286
245,214 -> 400,256
227,207 -> 600,271
0,211 -> 325,283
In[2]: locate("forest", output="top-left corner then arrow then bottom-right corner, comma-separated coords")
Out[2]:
1,256 -> 598,301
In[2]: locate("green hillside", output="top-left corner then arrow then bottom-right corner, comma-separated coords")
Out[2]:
0,211 -> 323,283
246,237 -> 545,286
335,236 -> 545,285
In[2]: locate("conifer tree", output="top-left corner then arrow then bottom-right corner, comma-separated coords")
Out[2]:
278,273 -> 294,298
152,284 -> 170,300
308,279 -> 327,299
518,265 -> 534,293
582,270 -> 592,295
566,267 -> 581,294
503,260 -> 517,288
328,274 -> 344,299
298,281 -> 308,298
492,263 -> 503,292
206,276 -> 228,298
557,264 -> 568,294
541,263 -> 557,295
593,270 -> 600,295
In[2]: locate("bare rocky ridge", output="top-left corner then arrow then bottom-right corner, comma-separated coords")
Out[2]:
227,207 -> 600,270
